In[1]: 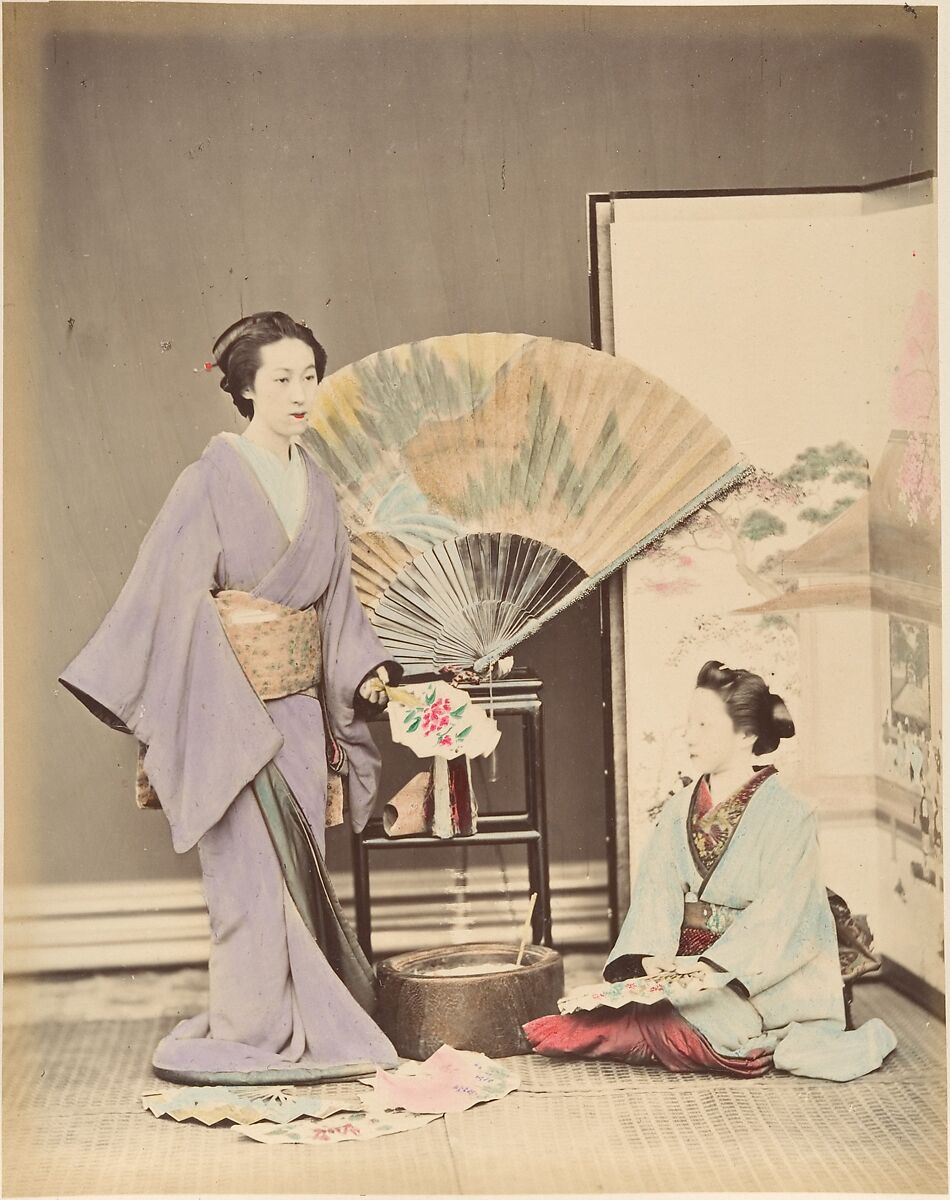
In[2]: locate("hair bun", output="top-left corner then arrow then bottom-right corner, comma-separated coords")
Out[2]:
696,659 -> 797,757
769,695 -> 795,741
696,660 -> 739,690
751,693 -> 795,756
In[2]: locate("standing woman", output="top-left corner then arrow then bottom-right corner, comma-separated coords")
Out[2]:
61,311 -> 402,1083
525,661 -> 897,1081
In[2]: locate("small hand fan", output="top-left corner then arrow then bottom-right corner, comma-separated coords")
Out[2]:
386,680 -> 501,761
557,967 -> 730,1014
305,333 -> 746,672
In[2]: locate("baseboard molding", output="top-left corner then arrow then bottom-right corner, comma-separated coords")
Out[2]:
4,862 -> 609,974
877,955 -> 947,1021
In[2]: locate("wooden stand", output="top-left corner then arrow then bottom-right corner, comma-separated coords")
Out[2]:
351,670 -> 551,958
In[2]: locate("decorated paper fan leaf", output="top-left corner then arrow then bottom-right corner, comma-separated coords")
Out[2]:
305,333 -> 747,671
141,1086 -> 352,1126
235,1111 -> 440,1144
558,966 -> 731,1014
362,1045 -> 520,1114
386,680 -> 500,761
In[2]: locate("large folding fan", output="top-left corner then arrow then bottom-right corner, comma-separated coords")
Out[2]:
303,333 -> 747,674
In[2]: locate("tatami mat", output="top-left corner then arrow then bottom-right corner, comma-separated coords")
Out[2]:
4,1016 -> 458,1197
443,1076 -> 945,1194
3,981 -> 945,1196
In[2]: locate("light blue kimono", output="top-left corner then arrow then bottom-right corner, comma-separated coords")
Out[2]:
607,774 -> 897,1081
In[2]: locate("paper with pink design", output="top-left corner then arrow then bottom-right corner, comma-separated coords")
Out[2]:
142,1086 -> 350,1127
363,1045 -> 520,1114
235,1110 -> 439,1144
386,680 -> 501,760
558,964 -> 730,1014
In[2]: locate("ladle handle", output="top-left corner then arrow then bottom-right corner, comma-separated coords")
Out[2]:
515,892 -> 539,966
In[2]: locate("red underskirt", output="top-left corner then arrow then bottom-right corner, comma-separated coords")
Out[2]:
522,926 -> 772,1077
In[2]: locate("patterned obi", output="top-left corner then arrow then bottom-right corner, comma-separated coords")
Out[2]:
136,591 -> 344,826
677,927 -> 720,957
682,898 -> 738,934
213,590 -> 322,699
678,898 -> 740,957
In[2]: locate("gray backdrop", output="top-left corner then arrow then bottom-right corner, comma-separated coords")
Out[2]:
5,4 -> 936,891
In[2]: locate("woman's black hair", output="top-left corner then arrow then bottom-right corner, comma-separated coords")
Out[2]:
695,660 -> 795,756
211,311 -> 328,419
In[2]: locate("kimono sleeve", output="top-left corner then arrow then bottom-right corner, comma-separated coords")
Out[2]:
318,497 -> 402,835
59,462 -> 283,853
702,804 -> 834,998
603,798 -> 686,981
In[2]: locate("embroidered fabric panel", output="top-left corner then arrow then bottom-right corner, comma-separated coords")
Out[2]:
689,765 -> 777,872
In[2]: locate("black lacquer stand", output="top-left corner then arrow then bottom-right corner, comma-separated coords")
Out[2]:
351,668 -> 552,959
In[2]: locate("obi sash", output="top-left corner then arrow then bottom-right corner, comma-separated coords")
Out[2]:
678,899 -> 740,957
682,898 -> 739,934
137,590 -> 345,826
213,590 -> 323,700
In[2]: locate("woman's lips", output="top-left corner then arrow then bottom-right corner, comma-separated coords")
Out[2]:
291,413 -> 307,420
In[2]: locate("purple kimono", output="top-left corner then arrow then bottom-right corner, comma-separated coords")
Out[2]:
61,434 -> 399,1079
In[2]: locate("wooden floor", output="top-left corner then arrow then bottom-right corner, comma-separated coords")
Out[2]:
3,964 -> 946,1197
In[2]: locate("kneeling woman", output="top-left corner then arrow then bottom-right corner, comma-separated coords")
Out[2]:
525,661 -> 897,1081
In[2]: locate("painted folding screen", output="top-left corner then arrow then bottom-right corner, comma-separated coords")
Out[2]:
594,176 -> 941,993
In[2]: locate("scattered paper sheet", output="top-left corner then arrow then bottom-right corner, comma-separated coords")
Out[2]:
147,1046 -> 521,1145
142,1086 -> 355,1126
364,1045 -> 520,1114
235,1110 -> 440,1144
387,681 -> 501,760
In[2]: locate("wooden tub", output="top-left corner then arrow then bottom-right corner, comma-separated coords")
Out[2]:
376,942 -> 564,1060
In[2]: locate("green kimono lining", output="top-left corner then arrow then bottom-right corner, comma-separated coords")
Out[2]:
252,761 -> 378,1017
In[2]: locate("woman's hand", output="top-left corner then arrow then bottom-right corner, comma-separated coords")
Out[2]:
358,664 -> 391,710
686,961 -> 723,991
641,956 -> 678,977
642,957 -> 725,991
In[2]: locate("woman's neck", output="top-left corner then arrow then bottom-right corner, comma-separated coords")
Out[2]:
706,759 -> 758,803
242,420 -> 293,462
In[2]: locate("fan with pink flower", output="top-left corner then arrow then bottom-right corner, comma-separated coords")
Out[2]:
387,680 -> 500,762
382,680 -> 501,839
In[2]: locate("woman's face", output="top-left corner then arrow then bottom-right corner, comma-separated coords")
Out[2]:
685,687 -> 753,774
243,338 -> 319,438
